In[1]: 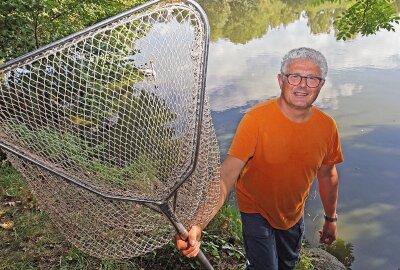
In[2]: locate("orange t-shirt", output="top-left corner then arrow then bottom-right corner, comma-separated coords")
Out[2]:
228,99 -> 343,230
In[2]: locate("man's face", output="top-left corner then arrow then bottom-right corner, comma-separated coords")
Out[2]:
278,58 -> 325,110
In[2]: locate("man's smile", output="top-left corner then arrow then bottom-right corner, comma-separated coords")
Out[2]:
293,90 -> 309,97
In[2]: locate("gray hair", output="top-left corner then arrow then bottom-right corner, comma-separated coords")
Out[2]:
280,47 -> 328,78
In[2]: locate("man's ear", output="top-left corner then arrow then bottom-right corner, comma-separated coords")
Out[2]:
277,73 -> 283,89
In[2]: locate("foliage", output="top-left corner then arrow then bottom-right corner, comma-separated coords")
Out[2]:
1,161 -> 342,269
1,10 -> 179,188
6,122 -> 161,192
0,0 -> 146,62
295,244 -> 315,270
1,6 -> 178,170
6,123 -> 102,165
207,203 -> 243,242
198,0 -> 399,44
334,0 -> 400,40
0,0 -> 36,61
0,149 -> 6,161
0,163 -> 65,269
202,204 -> 246,268
199,0 -> 299,43
1,0 -> 399,61
0,162 -> 244,269
320,238 -> 355,269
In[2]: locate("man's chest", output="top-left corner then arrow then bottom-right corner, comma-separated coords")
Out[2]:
256,124 -> 330,168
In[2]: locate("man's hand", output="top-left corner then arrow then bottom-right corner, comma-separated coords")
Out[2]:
319,221 -> 337,244
175,225 -> 202,258
317,163 -> 339,245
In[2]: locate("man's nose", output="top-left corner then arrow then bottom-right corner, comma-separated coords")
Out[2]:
299,76 -> 307,87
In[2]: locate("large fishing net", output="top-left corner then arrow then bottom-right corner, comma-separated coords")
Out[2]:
0,0 -> 220,264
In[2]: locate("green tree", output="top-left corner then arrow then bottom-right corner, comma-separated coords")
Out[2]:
199,0 -> 298,44
334,0 -> 400,40
305,1 -> 351,35
0,0 -> 145,61
199,0 -> 399,44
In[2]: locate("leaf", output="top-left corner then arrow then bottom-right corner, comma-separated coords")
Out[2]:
334,0 -> 399,40
0,221 -> 14,230
70,116 -> 94,126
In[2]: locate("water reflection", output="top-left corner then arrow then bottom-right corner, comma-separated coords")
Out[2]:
307,126 -> 400,269
200,0 -> 352,44
206,13 -> 400,116
199,0 -> 400,269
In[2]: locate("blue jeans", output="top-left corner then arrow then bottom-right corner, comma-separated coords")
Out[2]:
241,213 -> 304,270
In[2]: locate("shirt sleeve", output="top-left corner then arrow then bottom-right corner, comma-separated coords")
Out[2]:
322,122 -> 344,165
228,112 -> 258,162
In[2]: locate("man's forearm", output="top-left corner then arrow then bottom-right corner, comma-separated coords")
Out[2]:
198,155 -> 246,229
317,165 -> 339,218
198,178 -> 232,229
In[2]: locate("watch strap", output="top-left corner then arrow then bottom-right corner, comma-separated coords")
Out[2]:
324,214 -> 338,222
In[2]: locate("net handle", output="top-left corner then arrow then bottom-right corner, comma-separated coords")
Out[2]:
159,202 -> 214,270
197,250 -> 214,270
0,0 -> 216,266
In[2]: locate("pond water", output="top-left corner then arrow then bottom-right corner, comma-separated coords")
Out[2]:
197,1 -> 400,269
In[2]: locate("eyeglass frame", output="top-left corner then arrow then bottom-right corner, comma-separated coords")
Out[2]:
282,73 -> 325,88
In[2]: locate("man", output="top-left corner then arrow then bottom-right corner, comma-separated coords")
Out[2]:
176,47 -> 343,270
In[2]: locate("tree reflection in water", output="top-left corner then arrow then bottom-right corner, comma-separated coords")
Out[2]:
198,0 -> 399,44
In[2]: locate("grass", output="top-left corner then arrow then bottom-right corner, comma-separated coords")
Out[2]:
0,158 -> 317,270
0,160 -> 244,269
1,163 -> 66,269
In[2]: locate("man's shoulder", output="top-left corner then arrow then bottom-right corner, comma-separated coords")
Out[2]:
247,99 -> 277,116
312,106 -> 337,127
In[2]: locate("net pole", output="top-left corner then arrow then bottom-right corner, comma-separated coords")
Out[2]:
0,0 -> 219,264
159,202 -> 214,270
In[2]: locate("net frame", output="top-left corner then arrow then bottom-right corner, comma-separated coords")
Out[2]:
0,0 -> 219,269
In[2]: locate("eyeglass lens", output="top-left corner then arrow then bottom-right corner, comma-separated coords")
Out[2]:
286,74 -> 321,88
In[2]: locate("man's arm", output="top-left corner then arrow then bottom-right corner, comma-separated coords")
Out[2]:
175,155 -> 246,258
317,163 -> 339,245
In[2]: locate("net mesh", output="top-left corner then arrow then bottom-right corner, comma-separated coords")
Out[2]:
0,0 -> 220,259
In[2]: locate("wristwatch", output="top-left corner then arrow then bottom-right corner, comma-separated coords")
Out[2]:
324,214 -> 338,222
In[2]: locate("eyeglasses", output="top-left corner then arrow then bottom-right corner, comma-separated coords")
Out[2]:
283,74 -> 324,88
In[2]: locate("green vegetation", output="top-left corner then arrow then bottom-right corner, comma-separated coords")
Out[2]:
0,0 -> 146,61
1,33 -> 178,190
320,238 -> 355,269
297,245 -> 315,270
334,0 -> 400,40
1,0 -> 398,62
6,123 -> 104,166
202,204 -> 246,269
0,161 -> 240,269
1,50 -> 178,171
5,122 -> 159,193
1,2 -> 179,183
0,0 -> 364,268
198,0 -> 399,44
1,160 -> 321,269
